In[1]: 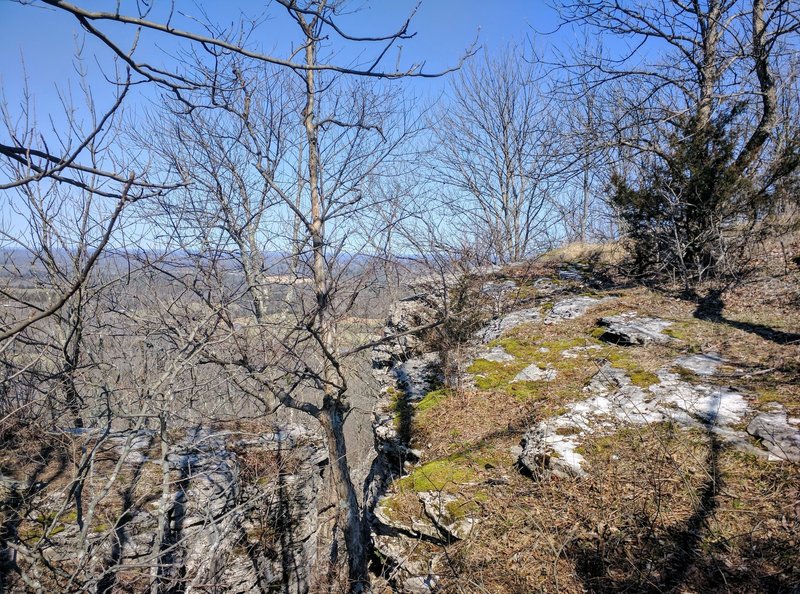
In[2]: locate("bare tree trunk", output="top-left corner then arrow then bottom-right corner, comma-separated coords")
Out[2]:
318,400 -> 371,592
299,10 -> 370,591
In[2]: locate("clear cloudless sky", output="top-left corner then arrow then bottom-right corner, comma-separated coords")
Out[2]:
0,1 -> 583,242
0,0 -> 569,121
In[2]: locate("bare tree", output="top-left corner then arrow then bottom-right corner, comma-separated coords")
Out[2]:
3,2 -> 471,591
430,46 -> 567,264
143,52 -> 427,590
554,41 -> 618,243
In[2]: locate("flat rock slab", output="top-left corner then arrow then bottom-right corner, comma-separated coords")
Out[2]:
747,404 -> 800,462
598,312 -> 672,345
675,353 -> 726,376
477,307 -> 541,342
517,363 -> 759,480
476,296 -> 614,341
513,363 -> 557,382
545,296 -> 607,324
583,362 -> 633,396
476,346 -> 515,363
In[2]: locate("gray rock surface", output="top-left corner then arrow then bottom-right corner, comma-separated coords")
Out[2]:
675,352 -> 726,376
598,312 -> 673,345
14,424 -> 328,594
545,296 -> 605,323
477,307 -> 541,342
512,363 -> 557,382
476,295 -> 614,343
747,404 -> 800,462
402,575 -> 439,594
419,491 -> 477,541
391,352 -> 442,402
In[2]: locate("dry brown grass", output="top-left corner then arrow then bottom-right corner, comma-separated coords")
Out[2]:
381,265 -> 800,593
537,241 -> 628,266
434,423 -> 799,593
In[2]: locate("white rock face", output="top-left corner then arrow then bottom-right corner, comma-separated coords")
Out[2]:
652,370 -> 749,426
517,358 -> 764,479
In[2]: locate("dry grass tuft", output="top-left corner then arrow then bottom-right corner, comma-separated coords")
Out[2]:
537,241 -> 628,266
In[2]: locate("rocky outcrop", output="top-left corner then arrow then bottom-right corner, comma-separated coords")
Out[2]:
514,348 -> 782,480
367,282 -> 619,591
368,282 -> 446,591
368,260 -> 800,593
5,425 -> 327,594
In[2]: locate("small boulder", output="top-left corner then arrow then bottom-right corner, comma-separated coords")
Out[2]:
545,296 -> 604,323
516,424 -> 586,480
477,307 -> 541,342
418,492 -> 477,541
598,313 -> 672,345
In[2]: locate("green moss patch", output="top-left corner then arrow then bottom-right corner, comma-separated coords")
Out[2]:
445,491 -> 487,520
604,350 -> 660,387
398,458 -> 479,492
416,388 -> 451,414
398,447 -> 507,493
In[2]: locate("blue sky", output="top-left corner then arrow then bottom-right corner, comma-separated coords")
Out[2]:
0,1 -> 580,248
0,1 -> 565,114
